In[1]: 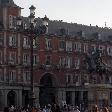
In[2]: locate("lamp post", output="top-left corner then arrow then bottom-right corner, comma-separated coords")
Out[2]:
16,5 -> 49,108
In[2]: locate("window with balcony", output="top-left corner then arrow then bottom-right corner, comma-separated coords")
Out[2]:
45,39 -> 52,50
0,51 -> 2,64
59,41 -> 65,51
9,70 -> 16,82
9,52 -> 16,64
73,42 -> 81,52
83,43 -> 88,53
0,36 -> 3,47
33,55 -> 39,65
59,56 -> 66,67
0,69 -> 4,81
33,38 -> 37,48
23,71 -> 31,82
66,41 -> 72,52
74,58 -> 80,69
23,53 -> 30,65
46,55 -> 51,65
9,34 -> 16,47
66,57 -> 72,68
73,74 -> 80,86
73,75 -> 79,84
23,37 -> 29,48
66,74 -> 71,84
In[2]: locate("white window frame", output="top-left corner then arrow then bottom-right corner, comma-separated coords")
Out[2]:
9,34 -> 16,47
74,58 -> 80,69
33,39 -> 37,48
9,51 -> 16,64
23,37 -> 30,48
23,71 -> 31,82
83,43 -> 88,53
23,53 -> 30,65
46,39 -> 52,50
66,41 -> 72,52
74,42 -> 81,52
66,57 -> 72,68
59,56 -> 66,67
9,70 -> 16,82
33,55 -> 38,65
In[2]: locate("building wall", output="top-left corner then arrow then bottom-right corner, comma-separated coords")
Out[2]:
0,1 -> 112,109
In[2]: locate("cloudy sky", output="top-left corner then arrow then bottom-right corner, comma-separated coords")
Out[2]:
14,0 -> 112,27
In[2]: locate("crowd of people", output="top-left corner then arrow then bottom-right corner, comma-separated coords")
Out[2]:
3,104 -> 111,112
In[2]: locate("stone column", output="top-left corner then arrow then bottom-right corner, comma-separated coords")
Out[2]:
4,90 -> 8,107
34,87 -> 39,107
72,91 -> 75,106
57,89 -> 66,106
18,90 -> 22,107
80,91 -> 83,102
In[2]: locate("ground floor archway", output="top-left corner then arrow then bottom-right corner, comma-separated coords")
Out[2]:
7,90 -> 17,106
39,73 -> 57,107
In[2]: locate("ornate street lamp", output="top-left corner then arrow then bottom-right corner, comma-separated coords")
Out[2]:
16,5 -> 49,108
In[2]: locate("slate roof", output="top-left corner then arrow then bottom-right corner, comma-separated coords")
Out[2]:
1,0 -> 112,42
19,16 -> 112,42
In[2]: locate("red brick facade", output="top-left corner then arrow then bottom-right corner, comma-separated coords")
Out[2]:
0,0 -> 112,110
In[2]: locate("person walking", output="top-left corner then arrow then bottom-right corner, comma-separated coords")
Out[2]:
74,106 -> 80,112
92,105 -> 99,112
103,107 -> 109,112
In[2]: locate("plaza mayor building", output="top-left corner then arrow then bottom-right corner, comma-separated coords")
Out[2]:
0,0 -> 112,110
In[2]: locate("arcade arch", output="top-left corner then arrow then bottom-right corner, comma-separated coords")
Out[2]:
39,73 -> 57,107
